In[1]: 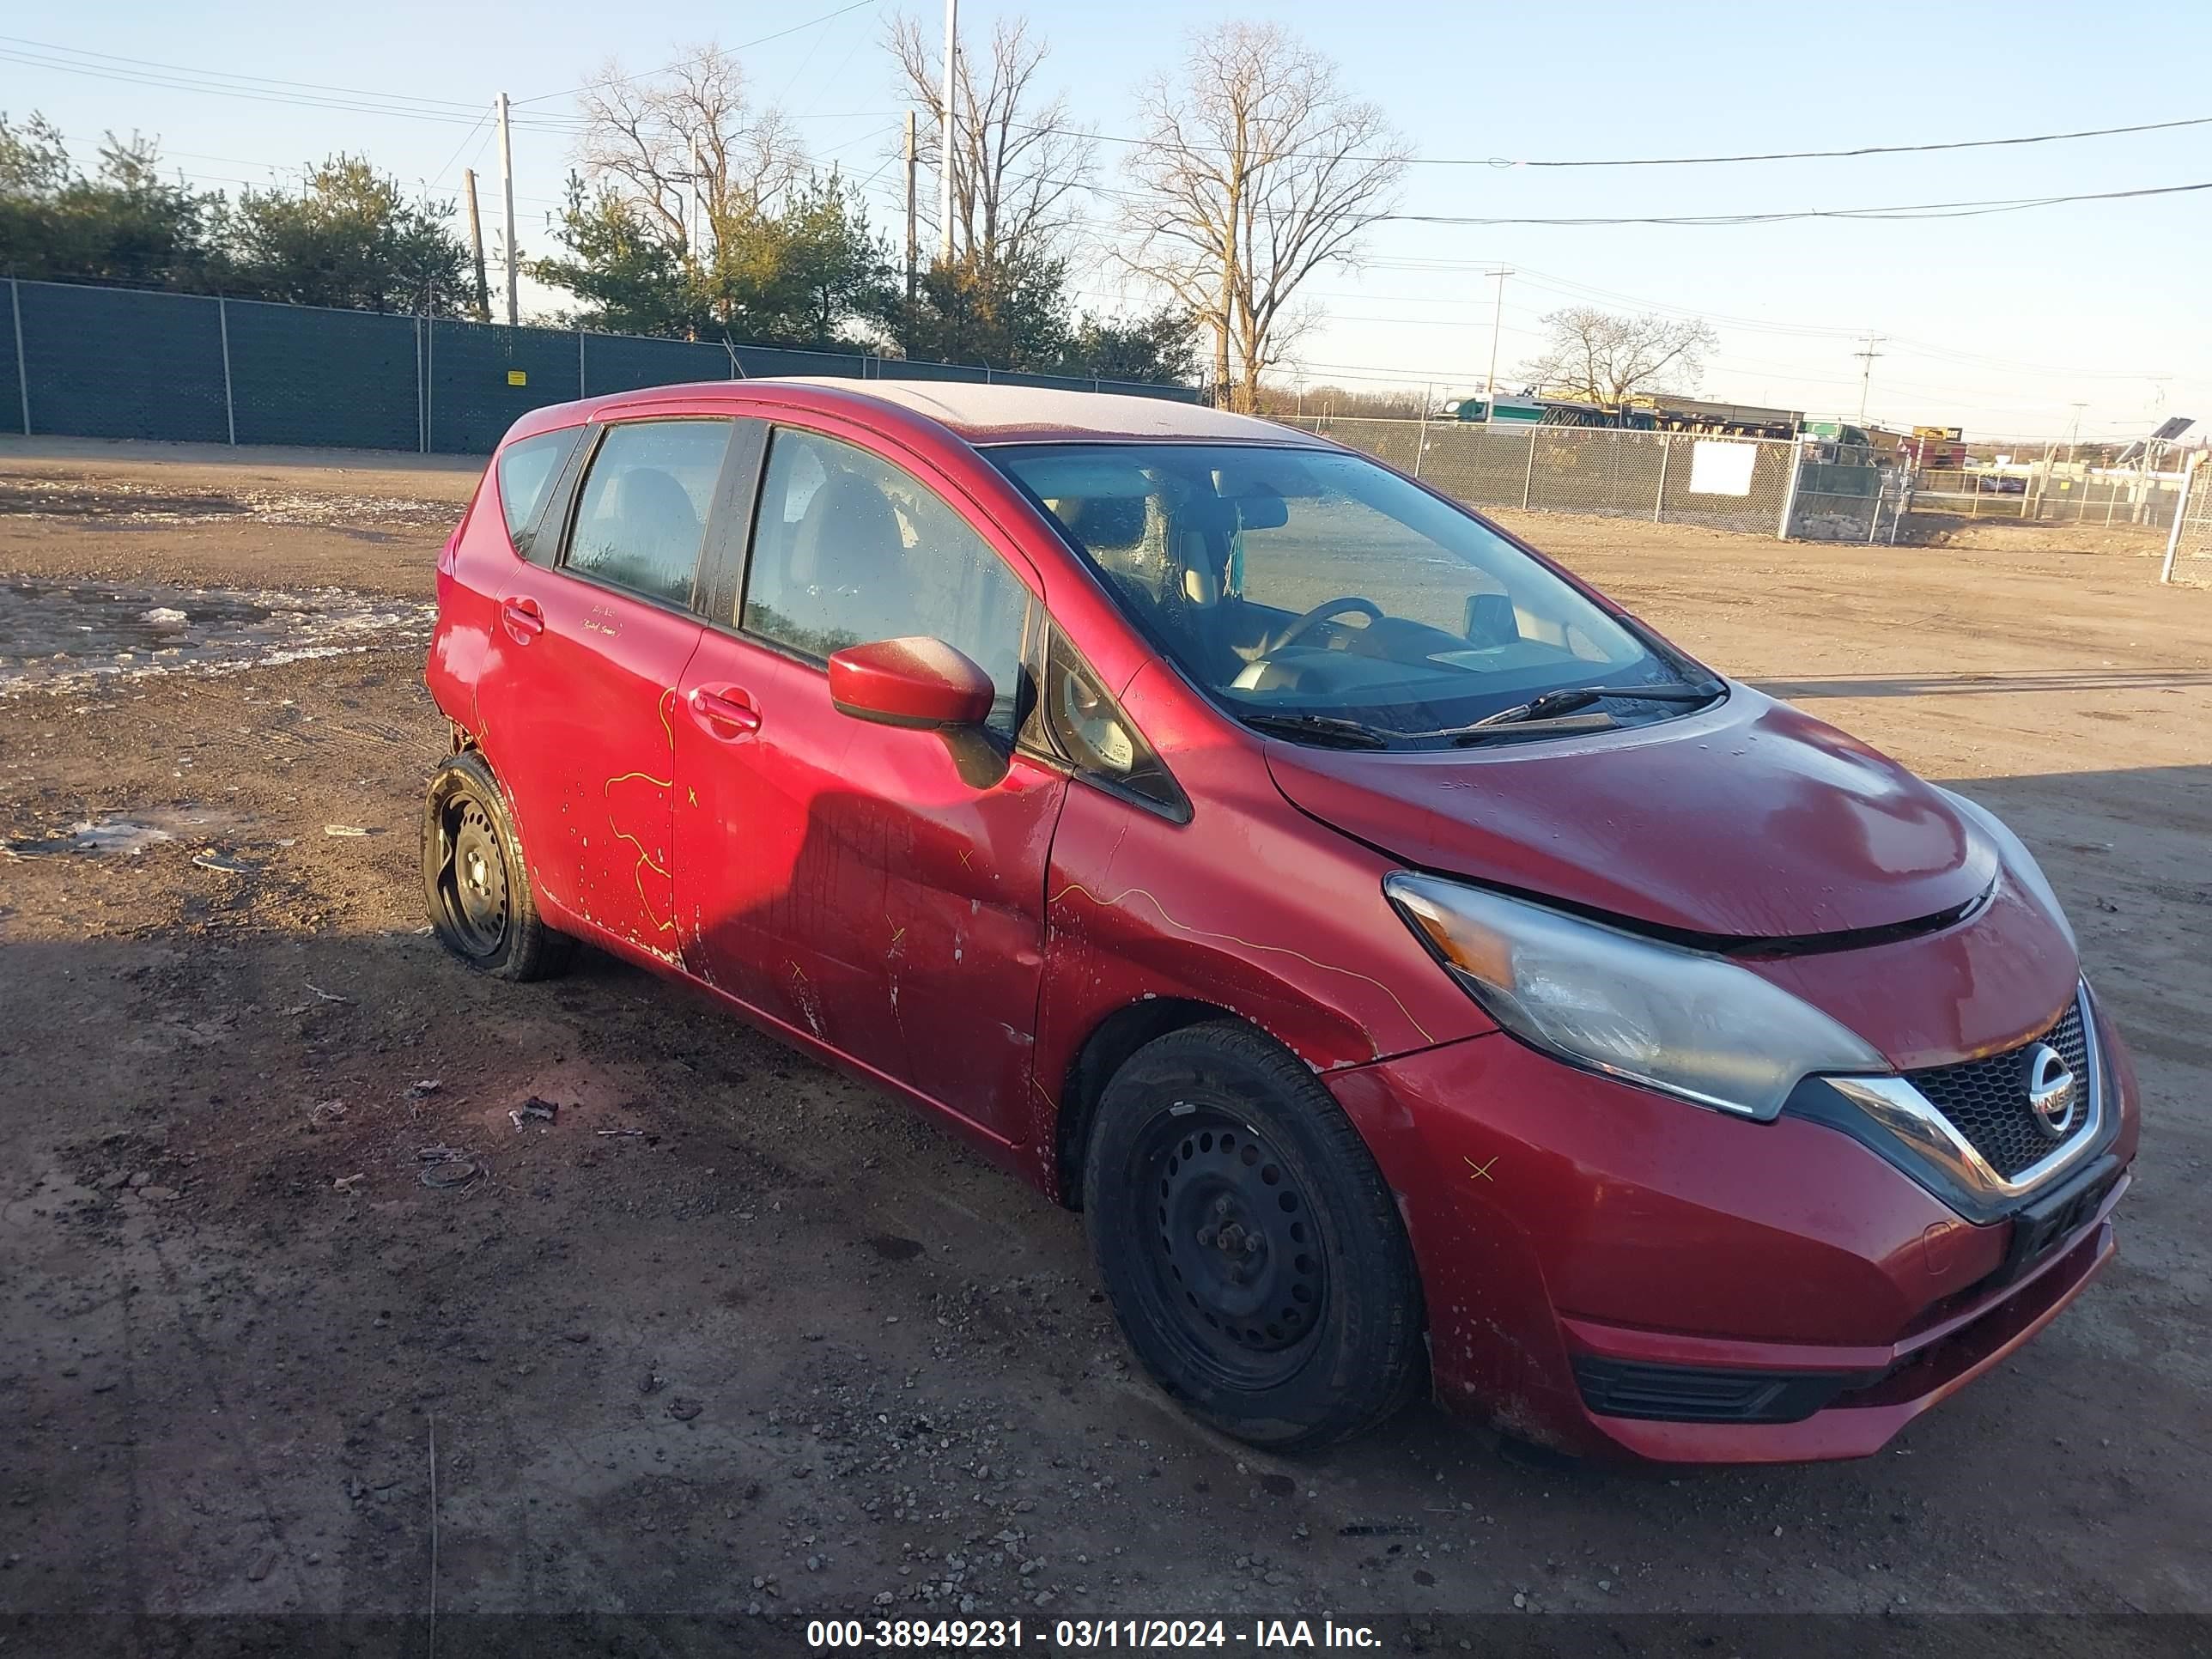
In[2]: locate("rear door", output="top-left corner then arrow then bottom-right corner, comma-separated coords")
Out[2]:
474,415 -> 737,961
673,417 -> 1066,1142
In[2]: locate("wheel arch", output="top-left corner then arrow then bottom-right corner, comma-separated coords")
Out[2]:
1052,996 -> 1263,1209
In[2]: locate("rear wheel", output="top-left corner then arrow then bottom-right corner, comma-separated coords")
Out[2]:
1082,1021 -> 1425,1448
422,750 -> 572,981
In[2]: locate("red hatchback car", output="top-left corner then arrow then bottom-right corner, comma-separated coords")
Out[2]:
424,379 -> 2135,1462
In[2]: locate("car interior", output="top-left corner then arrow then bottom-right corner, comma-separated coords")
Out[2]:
1030,460 -> 1624,719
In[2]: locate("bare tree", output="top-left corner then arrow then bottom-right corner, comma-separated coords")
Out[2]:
885,11 -> 1096,270
1522,307 -> 1718,405
1120,22 -> 1407,411
575,44 -> 806,263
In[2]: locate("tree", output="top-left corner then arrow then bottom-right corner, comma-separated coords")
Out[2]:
530,173 -> 698,336
0,113 -> 218,289
885,12 -> 1096,273
1522,307 -> 1718,405
1121,22 -> 1407,411
574,43 -> 805,304
720,171 -> 899,347
222,156 -> 470,313
1057,305 -> 1200,385
902,247 -> 1072,370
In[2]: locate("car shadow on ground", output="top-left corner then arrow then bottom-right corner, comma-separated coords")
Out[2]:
1,764 -> 2207,1628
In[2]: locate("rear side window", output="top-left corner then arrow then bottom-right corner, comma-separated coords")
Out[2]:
563,419 -> 732,607
742,427 -> 1032,737
495,428 -> 577,557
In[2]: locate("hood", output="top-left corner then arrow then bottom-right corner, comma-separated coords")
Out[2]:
1264,687 -> 1996,941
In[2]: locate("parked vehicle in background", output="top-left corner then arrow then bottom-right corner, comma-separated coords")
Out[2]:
422,379 -> 2136,1459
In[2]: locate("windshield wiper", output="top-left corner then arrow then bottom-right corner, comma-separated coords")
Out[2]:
1472,680 -> 1723,728
1239,711 -> 1393,750
1449,711 -> 1621,745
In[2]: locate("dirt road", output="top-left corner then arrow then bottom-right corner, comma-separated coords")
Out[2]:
3,438 -> 2209,1653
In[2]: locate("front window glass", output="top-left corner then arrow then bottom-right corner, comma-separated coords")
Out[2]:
991,442 -> 1705,743
744,427 -> 1032,738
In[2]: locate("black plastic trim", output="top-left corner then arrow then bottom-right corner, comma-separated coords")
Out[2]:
1572,1356 -> 1880,1425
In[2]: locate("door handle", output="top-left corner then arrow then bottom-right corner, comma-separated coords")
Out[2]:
501,596 -> 544,641
688,686 -> 762,738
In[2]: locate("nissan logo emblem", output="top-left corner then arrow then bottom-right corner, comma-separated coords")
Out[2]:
2025,1044 -> 2080,1139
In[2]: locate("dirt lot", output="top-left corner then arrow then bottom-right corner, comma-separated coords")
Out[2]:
3,437 -> 2209,1654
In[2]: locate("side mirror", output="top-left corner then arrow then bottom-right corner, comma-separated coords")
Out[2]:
827,637 -> 995,730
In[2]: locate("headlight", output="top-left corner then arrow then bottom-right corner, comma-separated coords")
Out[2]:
1935,787 -> 2075,951
1383,873 -> 1887,1121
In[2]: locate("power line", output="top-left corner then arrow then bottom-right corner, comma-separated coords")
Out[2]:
1005,109 -> 2212,171
1388,179 -> 2212,228
0,33 -> 502,112
1457,112 -> 2212,169
0,43 -> 583,131
513,0 -> 883,106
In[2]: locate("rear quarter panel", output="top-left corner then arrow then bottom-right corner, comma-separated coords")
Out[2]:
428,459 -> 508,736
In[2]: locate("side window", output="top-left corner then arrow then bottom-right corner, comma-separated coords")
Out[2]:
562,419 -> 732,607
495,428 -> 578,558
1040,630 -> 1188,821
743,428 -> 1032,738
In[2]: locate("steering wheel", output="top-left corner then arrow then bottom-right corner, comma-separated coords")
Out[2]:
1262,596 -> 1384,655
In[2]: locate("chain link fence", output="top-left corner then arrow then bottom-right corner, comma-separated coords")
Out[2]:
2163,458 -> 2212,581
2025,469 -> 2184,531
1905,465 -> 2184,532
1280,415 -> 1802,538
0,277 -> 1195,458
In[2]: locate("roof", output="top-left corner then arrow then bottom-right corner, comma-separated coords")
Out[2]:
744,377 -> 1312,446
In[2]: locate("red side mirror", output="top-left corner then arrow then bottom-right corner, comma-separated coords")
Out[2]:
827,637 -> 995,730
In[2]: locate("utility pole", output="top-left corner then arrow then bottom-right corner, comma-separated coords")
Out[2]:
689,138 -> 702,267
1852,333 -> 1884,428
2066,401 -> 2088,463
938,0 -> 957,265
462,168 -> 491,324
1482,266 -> 1512,422
903,110 -> 918,303
495,92 -> 519,326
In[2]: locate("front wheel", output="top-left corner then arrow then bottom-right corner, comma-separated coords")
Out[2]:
422,750 -> 573,981
1082,1021 -> 1425,1448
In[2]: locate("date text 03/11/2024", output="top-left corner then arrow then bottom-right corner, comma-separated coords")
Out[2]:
805,1618 -> 1384,1649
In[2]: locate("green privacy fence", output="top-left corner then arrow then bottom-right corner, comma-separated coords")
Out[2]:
1,278 -> 1195,457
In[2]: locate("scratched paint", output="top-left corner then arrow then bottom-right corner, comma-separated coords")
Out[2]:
599,690 -> 681,943
1049,879 -> 1437,1053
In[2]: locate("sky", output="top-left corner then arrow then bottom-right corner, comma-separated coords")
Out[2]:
9,0 -> 2209,446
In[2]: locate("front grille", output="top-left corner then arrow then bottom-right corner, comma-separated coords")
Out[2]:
1906,1001 -> 2090,1179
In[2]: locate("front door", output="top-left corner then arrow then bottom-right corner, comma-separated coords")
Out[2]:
674,420 -> 1066,1142
475,416 -> 733,961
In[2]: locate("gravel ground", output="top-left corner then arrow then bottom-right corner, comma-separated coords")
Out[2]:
2,436 -> 2208,1656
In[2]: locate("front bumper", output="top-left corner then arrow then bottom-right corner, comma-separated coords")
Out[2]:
1324,1009 -> 2137,1464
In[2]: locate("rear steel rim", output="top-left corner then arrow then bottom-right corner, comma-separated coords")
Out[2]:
1127,1104 -> 1328,1390
441,798 -> 510,957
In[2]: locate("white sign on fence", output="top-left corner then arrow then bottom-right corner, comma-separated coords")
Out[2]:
1689,440 -> 1758,497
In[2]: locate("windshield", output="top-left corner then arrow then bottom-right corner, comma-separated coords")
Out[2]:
989,441 -> 1711,744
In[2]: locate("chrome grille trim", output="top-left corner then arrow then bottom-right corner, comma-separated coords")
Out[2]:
1825,982 -> 2103,1203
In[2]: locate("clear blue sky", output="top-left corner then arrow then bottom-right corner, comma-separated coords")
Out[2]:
12,0 -> 2209,443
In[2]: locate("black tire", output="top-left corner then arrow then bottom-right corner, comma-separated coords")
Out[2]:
422,750 -> 574,981
1082,1020 -> 1425,1449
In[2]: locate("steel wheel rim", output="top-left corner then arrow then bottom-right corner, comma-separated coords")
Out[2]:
1127,1104 -> 1328,1389
441,799 -> 510,957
